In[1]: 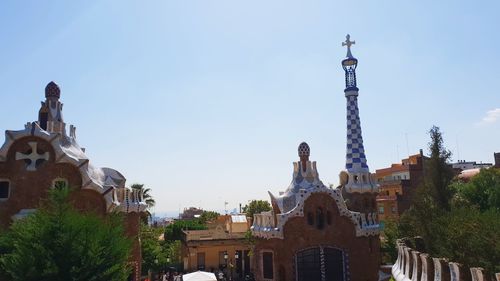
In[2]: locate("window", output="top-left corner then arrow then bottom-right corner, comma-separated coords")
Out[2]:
219,251 -> 227,269
197,252 -> 205,270
52,178 -> 68,189
379,206 -> 384,214
307,212 -> 314,226
0,181 -> 10,200
316,208 -> 325,230
391,206 -> 397,214
262,252 -> 274,279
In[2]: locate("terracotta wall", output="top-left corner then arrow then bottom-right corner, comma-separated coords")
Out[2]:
252,193 -> 380,281
0,137 -> 83,228
0,136 -> 142,280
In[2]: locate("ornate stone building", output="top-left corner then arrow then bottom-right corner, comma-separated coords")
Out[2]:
0,82 -> 147,281
250,36 -> 380,281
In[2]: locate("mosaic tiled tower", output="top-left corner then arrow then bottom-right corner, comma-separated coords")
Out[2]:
341,35 -> 377,194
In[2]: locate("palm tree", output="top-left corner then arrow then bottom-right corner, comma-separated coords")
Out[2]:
130,183 -> 156,224
130,183 -> 155,209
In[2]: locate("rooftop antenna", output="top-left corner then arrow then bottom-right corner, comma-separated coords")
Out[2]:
456,135 -> 461,162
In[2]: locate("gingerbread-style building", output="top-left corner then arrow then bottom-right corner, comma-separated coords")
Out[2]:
0,82 -> 147,281
250,35 -> 380,281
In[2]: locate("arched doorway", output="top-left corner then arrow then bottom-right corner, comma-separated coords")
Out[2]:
295,247 -> 344,281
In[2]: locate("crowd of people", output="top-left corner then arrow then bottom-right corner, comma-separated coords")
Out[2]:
144,270 -> 254,281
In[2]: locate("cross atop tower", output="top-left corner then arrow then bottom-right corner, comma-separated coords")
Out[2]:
342,34 -> 355,58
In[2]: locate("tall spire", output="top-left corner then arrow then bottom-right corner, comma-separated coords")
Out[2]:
38,81 -> 66,134
341,35 -> 377,193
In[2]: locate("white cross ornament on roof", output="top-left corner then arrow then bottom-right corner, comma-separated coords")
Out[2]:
342,34 -> 356,58
15,142 -> 49,171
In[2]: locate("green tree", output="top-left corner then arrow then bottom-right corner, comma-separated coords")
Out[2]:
380,219 -> 401,263
199,211 -> 220,224
429,208 -> 500,274
0,187 -> 131,281
424,126 -> 455,211
164,219 -> 207,242
140,224 -> 167,274
163,240 -> 182,269
242,200 -> 272,219
399,126 -> 455,249
131,183 -> 155,224
451,168 -> 500,211
396,126 -> 500,276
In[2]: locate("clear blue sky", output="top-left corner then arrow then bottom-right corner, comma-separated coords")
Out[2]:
1,1 -> 499,215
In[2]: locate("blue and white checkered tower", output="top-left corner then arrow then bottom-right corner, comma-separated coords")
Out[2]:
341,35 -> 377,193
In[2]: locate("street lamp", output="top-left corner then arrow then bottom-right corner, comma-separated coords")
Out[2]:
234,252 -> 239,280
223,252 -> 229,280
154,259 -> 158,280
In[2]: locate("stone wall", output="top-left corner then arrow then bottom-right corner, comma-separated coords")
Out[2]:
392,238 -> 500,281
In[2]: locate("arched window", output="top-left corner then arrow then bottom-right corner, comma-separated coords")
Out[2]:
0,180 -> 10,201
296,247 -> 344,281
307,212 -> 314,226
262,251 -> 274,279
52,178 -> 68,190
316,208 -> 325,230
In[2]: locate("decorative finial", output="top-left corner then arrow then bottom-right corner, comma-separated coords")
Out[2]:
45,81 -> 60,99
298,142 -> 310,159
342,34 -> 355,58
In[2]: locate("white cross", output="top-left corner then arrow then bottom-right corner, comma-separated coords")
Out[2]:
15,142 -> 49,171
342,34 -> 355,58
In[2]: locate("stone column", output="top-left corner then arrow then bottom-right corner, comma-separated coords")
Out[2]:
432,258 -> 450,281
419,253 -> 434,281
469,267 -> 486,281
411,250 -> 421,281
403,247 -> 413,281
449,262 -> 472,281
393,244 -> 405,281
392,244 -> 402,278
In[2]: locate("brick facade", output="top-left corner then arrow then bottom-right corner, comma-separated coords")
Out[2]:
252,193 -> 380,281
0,82 -> 146,281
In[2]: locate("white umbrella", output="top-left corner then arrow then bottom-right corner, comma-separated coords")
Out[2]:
182,271 -> 217,281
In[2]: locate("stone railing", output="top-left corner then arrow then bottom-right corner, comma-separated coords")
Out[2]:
251,211 -> 276,232
392,238 -> 500,281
